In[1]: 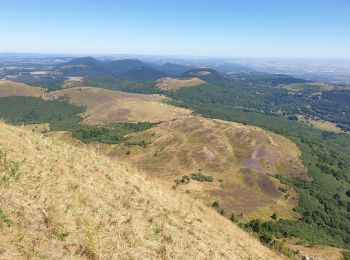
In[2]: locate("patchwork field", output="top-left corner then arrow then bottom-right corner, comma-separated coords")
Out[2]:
0,80 -> 46,97
155,77 -> 206,91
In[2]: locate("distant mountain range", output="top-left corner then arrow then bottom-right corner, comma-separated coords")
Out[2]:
56,57 -> 197,80
57,57 -> 264,81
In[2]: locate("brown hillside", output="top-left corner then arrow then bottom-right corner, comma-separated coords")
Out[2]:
105,116 -> 308,221
0,122 -> 283,259
46,87 -> 191,124
155,77 -> 206,91
0,80 -> 46,97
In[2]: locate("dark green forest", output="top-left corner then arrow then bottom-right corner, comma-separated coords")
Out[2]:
0,96 -> 83,130
72,122 -> 157,144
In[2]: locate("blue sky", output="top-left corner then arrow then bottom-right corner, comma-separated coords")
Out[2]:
1,0 -> 350,58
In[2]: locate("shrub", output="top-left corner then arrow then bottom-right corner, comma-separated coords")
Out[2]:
190,172 -> 213,182
271,213 -> 278,220
259,232 -> 272,244
230,214 -> 237,223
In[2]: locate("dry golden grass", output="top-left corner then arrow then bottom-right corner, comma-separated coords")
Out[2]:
53,116 -> 307,222
62,77 -> 85,89
279,82 -> 335,92
155,77 -> 206,91
298,115 -> 342,133
0,80 -> 46,97
46,87 -> 191,125
0,82 -> 191,125
188,70 -> 211,76
0,122 -> 283,259
308,119 -> 341,133
22,123 -> 50,134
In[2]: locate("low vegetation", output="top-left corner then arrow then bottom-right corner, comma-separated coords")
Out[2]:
72,122 -> 157,144
85,75 -> 160,94
0,122 -> 281,259
46,87 -> 190,124
190,172 -> 214,182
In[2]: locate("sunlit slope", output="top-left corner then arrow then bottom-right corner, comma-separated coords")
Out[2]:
47,87 -> 191,124
0,81 -> 191,125
0,80 -> 46,97
108,116 -> 308,221
155,77 -> 206,91
0,122 -> 282,259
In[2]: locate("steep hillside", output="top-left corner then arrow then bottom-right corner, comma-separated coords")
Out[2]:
0,122 -> 282,259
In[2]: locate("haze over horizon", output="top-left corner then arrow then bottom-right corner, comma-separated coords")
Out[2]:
1,0 -> 350,59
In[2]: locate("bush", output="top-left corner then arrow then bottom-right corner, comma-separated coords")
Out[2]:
259,232 -> 272,244
190,172 -> 213,182
230,214 -> 237,223
212,201 -> 219,208
271,213 -> 278,220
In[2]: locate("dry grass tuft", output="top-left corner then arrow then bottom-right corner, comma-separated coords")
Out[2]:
0,122 -> 283,259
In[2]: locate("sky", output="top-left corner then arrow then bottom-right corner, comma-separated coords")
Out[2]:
1,0 -> 350,58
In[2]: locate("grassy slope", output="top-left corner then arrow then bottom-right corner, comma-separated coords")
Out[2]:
155,77 -> 206,91
106,116 -> 306,222
0,122 -> 282,259
0,80 -> 46,97
46,87 -> 191,125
